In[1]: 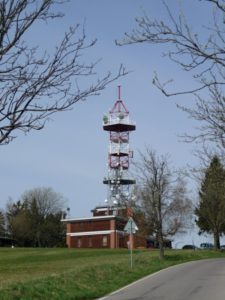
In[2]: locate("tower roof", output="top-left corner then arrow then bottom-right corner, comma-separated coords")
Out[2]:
103,85 -> 136,132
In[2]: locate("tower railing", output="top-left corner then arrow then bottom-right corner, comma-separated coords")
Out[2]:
103,114 -> 135,127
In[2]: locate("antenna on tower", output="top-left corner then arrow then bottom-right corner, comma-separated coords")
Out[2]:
118,85 -> 121,100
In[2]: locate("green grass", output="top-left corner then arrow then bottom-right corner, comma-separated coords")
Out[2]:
0,248 -> 225,299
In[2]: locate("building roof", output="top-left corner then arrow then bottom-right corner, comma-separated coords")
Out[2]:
61,215 -> 117,223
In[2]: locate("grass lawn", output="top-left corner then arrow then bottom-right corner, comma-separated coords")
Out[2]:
0,247 -> 225,299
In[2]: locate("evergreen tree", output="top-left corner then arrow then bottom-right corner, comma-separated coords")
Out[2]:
195,156 -> 225,249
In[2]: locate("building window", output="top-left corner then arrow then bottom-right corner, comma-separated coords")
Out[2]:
88,221 -> 92,230
102,235 -> 107,247
88,237 -> 92,247
77,238 -> 82,248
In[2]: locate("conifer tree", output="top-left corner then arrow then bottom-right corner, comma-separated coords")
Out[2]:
195,156 -> 225,249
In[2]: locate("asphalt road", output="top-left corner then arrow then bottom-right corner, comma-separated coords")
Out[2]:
98,258 -> 225,300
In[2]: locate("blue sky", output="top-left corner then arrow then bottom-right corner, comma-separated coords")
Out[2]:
0,0 -> 218,246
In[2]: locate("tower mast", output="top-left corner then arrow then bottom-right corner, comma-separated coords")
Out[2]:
103,86 -> 136,211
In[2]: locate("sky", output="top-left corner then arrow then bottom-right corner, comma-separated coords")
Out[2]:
0,0 -> 220,247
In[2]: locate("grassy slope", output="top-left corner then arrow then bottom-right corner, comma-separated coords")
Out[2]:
0,248 -> 225,299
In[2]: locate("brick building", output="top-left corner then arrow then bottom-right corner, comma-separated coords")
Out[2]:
63,206 -> 145,249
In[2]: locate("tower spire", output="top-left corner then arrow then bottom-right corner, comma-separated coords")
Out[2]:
118,85 -> 121,100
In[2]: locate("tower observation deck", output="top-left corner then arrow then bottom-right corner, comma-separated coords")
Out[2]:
103,86 -> 136,209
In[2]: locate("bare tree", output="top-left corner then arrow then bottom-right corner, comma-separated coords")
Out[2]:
0,0 -> 126,145
134,148 -> 193,260
0,210 -> 5,236
7,187 -> 67,247
21,187 -> 66,217
117,0 -> 225,148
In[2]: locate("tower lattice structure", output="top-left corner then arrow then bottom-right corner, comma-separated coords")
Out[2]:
103,86 -> 136,209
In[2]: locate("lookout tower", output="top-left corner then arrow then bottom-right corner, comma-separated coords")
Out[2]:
62,87 -> 147,249
103,86 -> 136,210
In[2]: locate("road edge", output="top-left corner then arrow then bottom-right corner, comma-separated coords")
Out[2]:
96,258 -> 218,300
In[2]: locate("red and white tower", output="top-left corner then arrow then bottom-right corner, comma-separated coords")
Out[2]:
103,86 -> 136,209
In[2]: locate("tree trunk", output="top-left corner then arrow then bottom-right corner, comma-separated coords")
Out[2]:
158,230 -> 164,260
157,197 -> 164,260
213,231 -> 220,250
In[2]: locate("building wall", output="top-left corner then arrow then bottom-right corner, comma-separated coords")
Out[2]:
68,232 -> 132,249
69,234 -> 110,248
65,213 -> 146,249
66,223 -> 73,248
66,217 -> 130,249
69,220 -> 110,233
